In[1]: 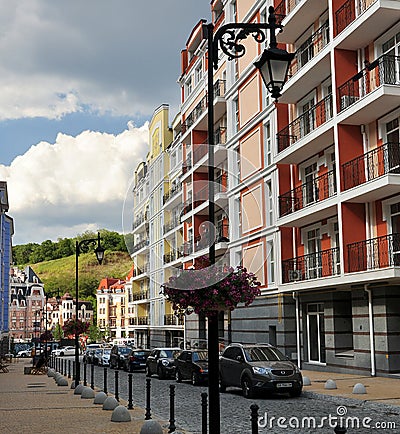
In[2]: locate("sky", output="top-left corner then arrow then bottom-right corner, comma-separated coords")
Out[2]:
0,0 -> 211,245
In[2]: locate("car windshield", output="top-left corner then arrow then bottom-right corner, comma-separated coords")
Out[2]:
193,351 -> 208,361
119,347 -> 131,355
244,347 -> 286,362
103,349 -> 111,355
159,350 -> 179,358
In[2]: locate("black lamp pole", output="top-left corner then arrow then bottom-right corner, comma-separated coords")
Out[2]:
74,232 -> 104,385
202,7 -> 292,433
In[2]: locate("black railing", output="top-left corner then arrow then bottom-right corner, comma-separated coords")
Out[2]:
132,239 -> 149,253
137,316 -> 149,325
282,247 -> 340,283
275,0 -> 299,20
348,233 -> 400,272
289,21 -> 330,77
214,126 -> 227,145
163,217 -> 181,234
342,142 -> 400,190
279,170 -> 337,217
213,79 -> 226,98
277,94 -> 333,153
132,213 -> 145,230
163,183 -> 182,204
133,265 -> 149,277
163,250 -> 183,264
338,54 -> 400,111
335,0 -> 376,35
182,154 -> 192,174
181,96 -> 207,133
132,291 -> 149,301
164,314 -> 184,326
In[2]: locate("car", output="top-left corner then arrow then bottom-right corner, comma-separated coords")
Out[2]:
145,347 -> 181,379
99,348 -> 111,366
17,349 -> 32,358
52,346 -> 76,357
92,348 -> 104,365
109,345 -> 132,369
175,349 -> 208,385
219,343 -> 303,399
83,344 -> 102,363
124,349 -> 151,372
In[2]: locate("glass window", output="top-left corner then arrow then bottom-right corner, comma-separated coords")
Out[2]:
244,346 -> 286,362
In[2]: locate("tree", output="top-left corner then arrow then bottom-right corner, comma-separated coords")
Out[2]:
53,323 -> 64,341
87,323 -> 102,343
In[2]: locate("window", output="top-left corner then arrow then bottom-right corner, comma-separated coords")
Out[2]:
266,181 -> 273,226
264,122 -> 272,167
233,98 -> 239,133
195,63 -> 202,85
267,240 -> 275,285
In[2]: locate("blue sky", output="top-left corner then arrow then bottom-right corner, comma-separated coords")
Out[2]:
0,0 -> 211,244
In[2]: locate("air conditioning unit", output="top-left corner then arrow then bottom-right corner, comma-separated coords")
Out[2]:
340,95 -> 359,110
289,270 -> 302,281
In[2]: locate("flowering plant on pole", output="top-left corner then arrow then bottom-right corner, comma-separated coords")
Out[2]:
62,319 -> 89,338
161,263 -> 261,316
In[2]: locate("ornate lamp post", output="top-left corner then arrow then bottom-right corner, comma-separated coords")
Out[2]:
202,7 -> 293,433
74,232 -> 104,385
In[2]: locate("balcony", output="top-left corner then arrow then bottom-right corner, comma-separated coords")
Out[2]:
334,0 -> 399,50
278,170 -> 337,227
137,316 -> 149,325
180,242 -> 193,257
347,233 -> 400,272
163,250 -> 183,264
193,144 -> 208,165
337,54 -> 400,125
341,142 -> 400,202
163,183 -> 182,205
132,291 -> 149,301
131,239 -> 149,254
163,217 -> 181,234
164,314 -> 184,326
276,94 -> 334,164
195,223 -> 229,253
282,247 -> 341,284
182,154 -> 192,175
132,264 -> 149,278
181,96 -> 207,134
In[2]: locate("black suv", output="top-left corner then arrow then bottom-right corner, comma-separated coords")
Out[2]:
109,345 -> 132,369
145,347 -> 181,379
219,343 -> 302,398
175,349 -> 208,385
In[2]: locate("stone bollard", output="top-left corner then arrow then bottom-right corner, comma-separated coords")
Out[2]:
352,383 -> 367,394
94,391 -> 108,405
140,420 -> 163,434
74,383 -> 84,395
325,379 -> 337,389
56,377 -> 68,387
303,376 -> 311,386
103,396 -> 119,411
81,386 -> 95,399
111,405 -> 131,422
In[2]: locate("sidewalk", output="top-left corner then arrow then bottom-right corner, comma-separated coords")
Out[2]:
301,369 -> 400,407
0,358 -> 183,434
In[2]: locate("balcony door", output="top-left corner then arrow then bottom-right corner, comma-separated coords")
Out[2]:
305,227 -> 322,279
307,303 -> 326,363
385,118 -> 400,173
390,202 -> 400,266
303,162 -> 318,205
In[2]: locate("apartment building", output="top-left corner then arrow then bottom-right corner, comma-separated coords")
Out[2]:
0,181 -> 13,338
174,0 -> 400,375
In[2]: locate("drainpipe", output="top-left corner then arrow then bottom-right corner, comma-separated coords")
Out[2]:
364,284 -> 376,376
292,292 -> 301,369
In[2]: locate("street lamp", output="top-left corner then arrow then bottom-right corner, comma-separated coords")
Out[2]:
74,232 -> 104,386
202,6 -> 293,433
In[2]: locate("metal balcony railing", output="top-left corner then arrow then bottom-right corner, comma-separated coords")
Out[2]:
214,126 -> 227,145
181,96 -> 208,133
275,0 -> 299,21
132,213 -> 145,230
163,217 -> 181,234
132,291 -> 149,301
282,247 -> 341,283
338,54 -> 400,111
342,142 -> 400,190
348,233 -> 400,272
133,264 -> 149,277
182,154 -> 192,174
335,0 -> 377,35
137,316 -> 149,325
131,239 -> 149,253
163,250 -> 183,264
163,183 -> 182,204
289,21 -> 330,77
277,94 -> 333,153
195,223 -> 229,252
213,79 -> 226,98
279,170 -> 337,217
193,144 -> 208,164
164,314 -> 184,326
180,242 -> 193,257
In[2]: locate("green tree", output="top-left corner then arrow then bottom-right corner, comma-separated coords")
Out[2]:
87,323 -> 101,343
52,323 -> 64,341
56,238 -> 74,258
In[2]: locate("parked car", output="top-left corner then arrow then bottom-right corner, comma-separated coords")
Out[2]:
124,349 -> 151,372
17,349 -> 32,358
175,349 -> 208,385
219,343 -> 303,399
109,345 -> 132,369
83,344 -> 102,363
52,346 -> 75,357
92,348 -> 104,365
99,348 -> 111,366
145,347 -> 181,379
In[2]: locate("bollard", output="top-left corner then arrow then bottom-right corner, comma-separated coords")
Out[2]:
103,367 -> 108,394
145,378 -> 151,420
83,362 -> 87,386
72,361 -> 75,381
115,370 -> 119,401
201,392 -> 208,434
250,404 -> 259,434
168,384 -> 176,433
128,373 -> 133,410
63,359 -> 67,376
91,363 -> 95,390
68,360 -> 71,379
334,425 -> 347,434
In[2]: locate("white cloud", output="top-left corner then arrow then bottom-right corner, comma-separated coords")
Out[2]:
0,122 -> 149,244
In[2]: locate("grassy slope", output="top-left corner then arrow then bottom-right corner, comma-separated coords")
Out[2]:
31,251 -> 133,298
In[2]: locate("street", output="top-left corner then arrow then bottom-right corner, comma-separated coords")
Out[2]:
66,358 -> 400,434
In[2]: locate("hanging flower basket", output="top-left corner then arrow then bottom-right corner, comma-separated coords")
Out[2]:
161,265 -> 261,316
62,319 -> 89,338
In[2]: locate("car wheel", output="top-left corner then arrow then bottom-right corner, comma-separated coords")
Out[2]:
175,369 -> 182,383
60,352 -> 64,357
191,372 -> 200,386
145,365 -> 151,377
157,365 -> 166,380
289,388 -> 302,398
241,376 -> 254,399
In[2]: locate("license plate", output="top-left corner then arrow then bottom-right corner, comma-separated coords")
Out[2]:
277,383 -> 292,388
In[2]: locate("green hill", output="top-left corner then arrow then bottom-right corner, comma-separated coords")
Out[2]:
31,250 -> 133,300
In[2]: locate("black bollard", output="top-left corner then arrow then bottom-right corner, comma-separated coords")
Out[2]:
334,426 -> 347,434
145,378 -> 151,420
103,367 -> 108,394
250,404 -> 259,434
83,362 -> 87,386
201,392 -> 208,434
91,363 -> 94,390
128,373 -> 134,410
115,370 -> 119,401
168,384 -> 176,433
63,359 -> 66,376
68,360 -> 71,378
72,361 -> 75,381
